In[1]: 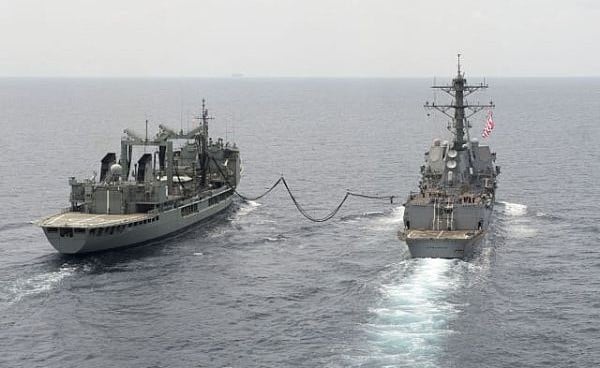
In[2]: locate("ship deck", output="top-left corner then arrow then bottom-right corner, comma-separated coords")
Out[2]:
407,191 -> 484,206
39,212 -> 154,228
402,229 -> 483,240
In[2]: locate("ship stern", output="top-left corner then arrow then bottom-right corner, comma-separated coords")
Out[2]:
42,227 -> 89,254
400,229 -> 484,259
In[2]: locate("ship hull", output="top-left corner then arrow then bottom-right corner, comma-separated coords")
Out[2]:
404,231 -> 484,259
399,63 -> 499,260
42,194 -> 233,254
401,203 -> 493,259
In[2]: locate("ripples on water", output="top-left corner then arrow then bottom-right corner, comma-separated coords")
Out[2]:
367,259 -> 464,367
1,78 -> 599,367
1,264 -> 76,306
347,201 -> 527,368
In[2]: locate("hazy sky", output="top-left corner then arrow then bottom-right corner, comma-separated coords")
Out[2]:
0,0 -> 598,77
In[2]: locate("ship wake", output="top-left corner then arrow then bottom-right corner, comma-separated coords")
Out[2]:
230,200 -> 262,221
0,264 -> 76,307
497,201 -> 527,217
366,206 -> 405,232
496,201 -> 537,239
362,258 -> 466,367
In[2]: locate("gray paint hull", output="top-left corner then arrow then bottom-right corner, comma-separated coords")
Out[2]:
402,205 -> 492,259
401,64 -> 499,260
43,196 -> 233,254
406,233 -> 483,259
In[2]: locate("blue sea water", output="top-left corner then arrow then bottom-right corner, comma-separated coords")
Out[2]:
0,77 -> 599,367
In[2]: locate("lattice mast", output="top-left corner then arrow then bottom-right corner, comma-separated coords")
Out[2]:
425,54 -> 494,150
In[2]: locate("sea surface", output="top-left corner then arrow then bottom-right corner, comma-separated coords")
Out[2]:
0,77 -> 599,367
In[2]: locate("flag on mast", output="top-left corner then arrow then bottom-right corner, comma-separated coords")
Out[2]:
482,110 -> 495,138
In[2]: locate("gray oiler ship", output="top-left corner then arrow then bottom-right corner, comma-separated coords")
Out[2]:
39,100 -> 241,254
400,56 -> 500,258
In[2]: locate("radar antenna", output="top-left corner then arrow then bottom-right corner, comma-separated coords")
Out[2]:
424,55 -> 494,150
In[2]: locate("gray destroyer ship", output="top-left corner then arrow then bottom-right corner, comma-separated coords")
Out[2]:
400,56 -> 500,258
38,100 -> 241,254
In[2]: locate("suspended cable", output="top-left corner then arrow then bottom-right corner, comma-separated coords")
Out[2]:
233,177 -> 283,201
210,157 -> 397,222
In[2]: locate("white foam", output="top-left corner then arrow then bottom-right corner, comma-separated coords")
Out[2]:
236,200 -> 261,218
5,264 -> 76,304
366,259 -> 463,366
498,201 -> 527,217
496,202 -> 540,239
388,206 -> 405,224
509,224 -> 538,238
370,206 -> 405,231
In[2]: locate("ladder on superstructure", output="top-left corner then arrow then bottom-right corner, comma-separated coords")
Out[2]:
432,197 -> 455,231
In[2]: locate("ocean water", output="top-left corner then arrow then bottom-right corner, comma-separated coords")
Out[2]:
0,77 -> 599,367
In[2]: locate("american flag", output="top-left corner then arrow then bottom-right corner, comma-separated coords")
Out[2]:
481,110 -> 495,138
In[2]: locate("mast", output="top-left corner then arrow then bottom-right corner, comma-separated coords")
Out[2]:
198,99 -> 212,188
425,54 -> 494,150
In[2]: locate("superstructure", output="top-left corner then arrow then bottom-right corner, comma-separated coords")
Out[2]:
39,100 -> 241,254
400,56 -> 500,258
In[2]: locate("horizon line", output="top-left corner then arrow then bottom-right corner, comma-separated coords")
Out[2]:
1,74 -> 599,79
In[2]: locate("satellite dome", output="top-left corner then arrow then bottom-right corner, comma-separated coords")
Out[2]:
110,163 -> 123,176
446,160 -> 457,169
447,149 -> 458,158
433,138 -> 441,146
